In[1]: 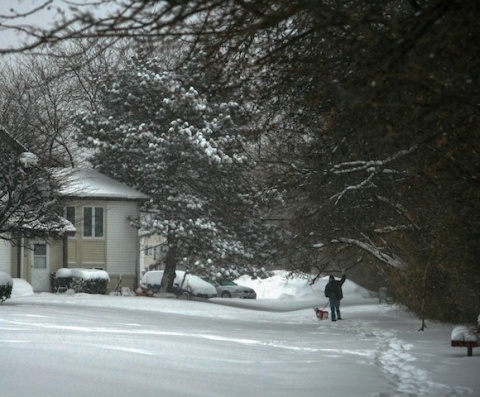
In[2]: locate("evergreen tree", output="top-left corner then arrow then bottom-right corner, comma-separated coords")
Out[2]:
75,56 -> 275,291
0,127 -> 67,241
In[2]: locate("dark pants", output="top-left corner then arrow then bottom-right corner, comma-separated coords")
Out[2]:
329,298 -> 341,321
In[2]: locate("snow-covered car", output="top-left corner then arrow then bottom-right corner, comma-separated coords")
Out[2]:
203,278 -> 257,299
141,270 -> 217,299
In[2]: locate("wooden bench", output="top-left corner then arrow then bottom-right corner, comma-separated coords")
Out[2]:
451,326 -> 478,356
451,340 -> 478,356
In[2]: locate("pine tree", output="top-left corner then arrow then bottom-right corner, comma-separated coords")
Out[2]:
75,55 -> 275,291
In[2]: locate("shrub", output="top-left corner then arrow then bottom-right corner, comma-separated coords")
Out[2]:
69,276 -> 109,294
53,268 -> 110,295
0,271 -> 13,303
0,283 -> 12,303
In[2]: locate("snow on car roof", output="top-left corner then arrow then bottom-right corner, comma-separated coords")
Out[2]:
141,270 -> 216,294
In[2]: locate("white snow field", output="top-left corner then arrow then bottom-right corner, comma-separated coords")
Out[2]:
1,272 -> 478,397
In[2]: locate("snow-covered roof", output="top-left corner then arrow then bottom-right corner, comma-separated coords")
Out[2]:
0,126 -> 29,154
52,168 -> 149,201
14,214 -> 76,235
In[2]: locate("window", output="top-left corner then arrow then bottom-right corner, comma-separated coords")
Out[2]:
33,243 -> 47,269
83,207 -> 104,238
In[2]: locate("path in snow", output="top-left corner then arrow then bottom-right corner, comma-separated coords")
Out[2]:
344,319 -> 471,397
209,297 -> 473,397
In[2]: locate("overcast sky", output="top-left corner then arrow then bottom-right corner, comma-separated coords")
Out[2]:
0,0 -> 108,52
1,0 -> 60,50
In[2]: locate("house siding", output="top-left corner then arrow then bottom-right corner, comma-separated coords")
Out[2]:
67,240 -> 78,265
10,244 -> 19,278
0,238 -> 11,273
82,240 -> 107,266
106,201 -> 140,290
49,240 -> 64,274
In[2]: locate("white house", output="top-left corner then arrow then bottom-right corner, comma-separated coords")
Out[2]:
4,168 -> 149,292
140,230 -> 167,274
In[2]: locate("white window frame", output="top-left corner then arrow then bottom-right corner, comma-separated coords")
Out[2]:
83,206 -> 104,238
32,241 -> 49,269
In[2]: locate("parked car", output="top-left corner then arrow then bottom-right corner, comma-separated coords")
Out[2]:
203,278 -> 257,299
141,270 -> 217,299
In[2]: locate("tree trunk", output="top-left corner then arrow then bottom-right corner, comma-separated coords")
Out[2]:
418,255 -> 431,331
160,234 -> 177,293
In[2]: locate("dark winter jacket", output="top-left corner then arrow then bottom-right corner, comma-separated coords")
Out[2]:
324,274 -> 346,300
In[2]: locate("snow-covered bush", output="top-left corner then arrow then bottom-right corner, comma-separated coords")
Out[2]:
0,271 -> 13,303
53,269 -> 110,294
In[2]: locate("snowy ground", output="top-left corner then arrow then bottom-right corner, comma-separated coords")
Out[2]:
1,271 -> 478,397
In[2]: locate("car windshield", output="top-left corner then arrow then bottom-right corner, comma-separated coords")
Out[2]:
217,280 -> 237,286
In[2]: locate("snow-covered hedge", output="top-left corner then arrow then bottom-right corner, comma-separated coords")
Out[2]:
52,268 -> 110,295
0,271 -> 13,304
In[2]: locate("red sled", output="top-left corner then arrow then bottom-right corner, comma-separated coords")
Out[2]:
314,308 -> 329,320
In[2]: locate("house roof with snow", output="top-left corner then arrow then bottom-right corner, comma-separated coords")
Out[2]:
13,213 -> 77,236
52,168 -> 149,202
0,125 -> 30,154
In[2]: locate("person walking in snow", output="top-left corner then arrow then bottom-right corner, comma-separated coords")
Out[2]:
324,273 -> 346,321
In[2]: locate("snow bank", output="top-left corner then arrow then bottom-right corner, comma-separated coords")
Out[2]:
56,268 -> 110,281
236,271 -> 320,299
0,271 -> 13,286
235,271 -> 372,301
12,278 -> 34,297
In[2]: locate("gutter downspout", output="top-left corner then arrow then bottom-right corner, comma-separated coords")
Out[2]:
17,237 -> 24,279
62,234 -> 68,268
